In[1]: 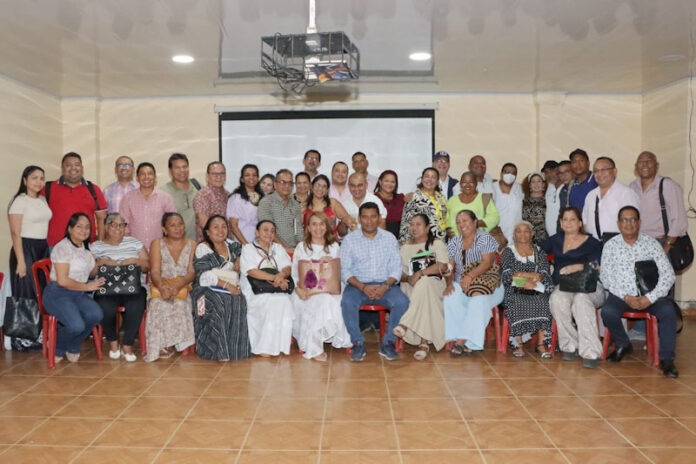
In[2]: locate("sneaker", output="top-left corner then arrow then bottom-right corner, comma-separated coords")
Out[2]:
350,342 -> 366,362
122,352 -> 137,362
108,349 -> 121,360
379,343 -> 400,361
561,350 -> 579,361
582,358 -> 600,369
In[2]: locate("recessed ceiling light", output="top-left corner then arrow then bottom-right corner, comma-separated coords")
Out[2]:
172,54 -> 194,64
658,54 -> 685,62
409,52 -> 431,61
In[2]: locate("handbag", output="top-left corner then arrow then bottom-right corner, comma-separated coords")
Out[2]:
3,296 -> 41,340
150,278 -> 191,300
659,178 -> 694,272
212,268 -> 240,287
297,258 -> 341,295
635,260 -> 659,296
409,250 -> 437,275
461,261 -> 500,297
96,264 -> 141,296
558,263 -> 598,293
248,268 -> 295,294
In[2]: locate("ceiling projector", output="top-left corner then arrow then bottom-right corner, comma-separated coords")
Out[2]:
261,31 -> 360,94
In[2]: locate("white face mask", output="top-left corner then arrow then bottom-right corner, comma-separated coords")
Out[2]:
502,173 -> 516,185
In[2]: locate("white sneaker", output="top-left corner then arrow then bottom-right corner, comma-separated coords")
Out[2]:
108,349 -> 121,360
122,352 -> 137,362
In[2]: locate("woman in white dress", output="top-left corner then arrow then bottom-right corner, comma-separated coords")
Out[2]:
240,220 -> 295,356
291,212 -> 351,361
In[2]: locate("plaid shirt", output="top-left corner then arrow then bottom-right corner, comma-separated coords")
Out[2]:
257,192 -> 303,247
340,228 -> 401,284
103,180 -> 139,213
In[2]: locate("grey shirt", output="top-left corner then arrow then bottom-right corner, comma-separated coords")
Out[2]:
257,192 -> 303,247
160,180 -> 199,241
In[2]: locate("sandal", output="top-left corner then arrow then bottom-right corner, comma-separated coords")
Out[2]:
450,343 -> 472,358
536,343 -> 552,360
512,346 -> 525,358
159,348 -> 174,359
65,352 -> 80,363
392,325 -> 406,338
414,343 -> 430,361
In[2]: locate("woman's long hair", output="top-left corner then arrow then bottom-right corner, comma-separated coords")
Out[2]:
9,165 -> 44,211
306,174 -> 331,211
412,213 -> 436,251
201,214 -> 228,253
558,206 -> 587,235
375,170 -> 399,195
417,167 -> 442,192
303,211 -> 336,254
64,212 -> 91,249
232,164 -> 264,202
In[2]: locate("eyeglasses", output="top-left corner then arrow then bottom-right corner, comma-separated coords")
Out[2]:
277,180 -> 294,186
592,167 -> 614,174
208,172 -> 226,177
117,163 -> 133,169
108,222 -> 128,228
618,217 -> 639,224
305,156 -> 320,162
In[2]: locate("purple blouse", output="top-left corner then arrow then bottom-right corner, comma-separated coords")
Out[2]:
226,193 -> 258,243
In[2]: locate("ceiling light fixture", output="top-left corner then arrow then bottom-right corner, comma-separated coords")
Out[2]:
658,54 -> 685,62
409,52 -> 431,61
172,54 -> 194,64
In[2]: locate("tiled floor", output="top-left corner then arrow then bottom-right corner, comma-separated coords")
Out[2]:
1,318 -> 696,463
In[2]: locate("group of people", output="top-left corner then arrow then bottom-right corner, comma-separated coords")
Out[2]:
6,147 -> 686,377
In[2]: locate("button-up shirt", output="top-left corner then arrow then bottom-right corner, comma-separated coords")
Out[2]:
600,233 -> 675,303
343,192 -> 388,221
160,180 -> 199,240
193,185 -> 230,241
569,173 -> 598,212
120,188 -> 176,250
340,228 -> 401,283
629,175 -> 688,239
257,191 -> 303,247
582,181 -> 640,240
103,180 -> 139,213
329,184 -> 351,204
492,181 -> 523,243
477,173 -> 494,194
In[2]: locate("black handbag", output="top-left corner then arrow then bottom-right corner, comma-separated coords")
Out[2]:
96,264 -> 142,296
3,296 -> 41,340
659,178 -> 694,272
635,260 -> 659,296
558,263 -> 598,293
248,268 -> 295,295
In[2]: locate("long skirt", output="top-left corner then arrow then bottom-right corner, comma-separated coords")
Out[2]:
399,277 -> 447,350
244,292 -> 294,356
291,293 -> 351,359
443,285 -> 504,350
192,287 -> 251,361
144,297 -> 195,362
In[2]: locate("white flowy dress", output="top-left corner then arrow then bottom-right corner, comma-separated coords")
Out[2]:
291,242 -> 352,359
240,242 -> 295,356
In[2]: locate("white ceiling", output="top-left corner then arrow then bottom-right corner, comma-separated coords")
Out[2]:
0,0 -> 694,98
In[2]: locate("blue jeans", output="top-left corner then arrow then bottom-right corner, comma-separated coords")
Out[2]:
341,283 -> 409,345
43,282 -> 103,356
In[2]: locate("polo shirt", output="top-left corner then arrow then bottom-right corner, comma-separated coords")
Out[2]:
629,175 -> 688,239
43,177 -> 107,247
160,180 -> 198,240
568,173 -> 597,212
582,181 -> 640,240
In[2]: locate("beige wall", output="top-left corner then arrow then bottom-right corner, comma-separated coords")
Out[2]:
0,76 -> 61,271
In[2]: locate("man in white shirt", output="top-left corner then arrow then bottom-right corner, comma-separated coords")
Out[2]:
582,157 -> 640,242
343,173 -> 386,229
352,152 -> 378,192
545,160 -> 573,236
469,155 -> 494,194
492,162 -> 523,243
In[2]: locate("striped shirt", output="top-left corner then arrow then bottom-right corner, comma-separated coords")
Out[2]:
447,230 -> 498,281
103,180 -> 139,213
91,236 -> 144,262
339,228 -> 401,284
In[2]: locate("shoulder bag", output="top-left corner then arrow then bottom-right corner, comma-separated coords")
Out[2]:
558,262 -> 598,293
659,178 -> 693,272
247,242 -> 295,294
96,264 -> 141,296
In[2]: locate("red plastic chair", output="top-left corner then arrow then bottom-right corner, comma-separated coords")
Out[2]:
601,311 -> 659,367
500,311 -> 558,355
106,307 -> 147,355
32,258 -> 103,368
0,272 -> 4,351
347,304 -> 404,353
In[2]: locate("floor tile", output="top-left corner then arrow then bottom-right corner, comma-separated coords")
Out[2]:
0,445 -> 83,463
468,420 -> 554,449
325,398 -> 393,421
204,378 -> 268,397
457,396 -> 531,420
106,362 -> 172,378
321,450 -> 399,463
563,376 -> 634,396
93,418 -> 180,447
217,361 -> 278,379
25,376 -> 99,395
640,447 -> 696,463
238,450 -> 319,463
490,362 -> 555,378
322,421 -> 397,450
618,377 -> 695,395
448,379 -> 513,397
73,447 -> 160,463
265,379 -> 328,398
383,362 -> 441,379
401,450 -> 482,463
395,421 -> 475,449
480,449 -> 567,463
609,418 -> 696,447
256,398 -> 325,420
506,378 -> 573,396
245,421 -> 321,450
437,362 -> 497,379
0,417 -> 45,444
538,419 -> 632,448
168,419 -> 251,448
188,397 -> 260,420
0,394 -> 75,416
154,448 -> 239,463
121,396 -> 197,419
54,395 -> 134,418
329,362 -> 386,380
386,379 -> 450,398
520,396 -> 600,419
391,397 -> 461,420
83,377 -> 155,396
562,448 -> 651,463
53,362 -> 117,377
144,377 -> 211,396
20,417 -> 111,446
327,379 -> 389,398
643,394 -> 696,417
585,395 -> 667,418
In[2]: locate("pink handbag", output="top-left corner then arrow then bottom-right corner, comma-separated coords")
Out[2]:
297,258 -> 341,295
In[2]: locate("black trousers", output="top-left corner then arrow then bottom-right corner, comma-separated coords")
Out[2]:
94,291 -> 146,346
601,293 -> 676,361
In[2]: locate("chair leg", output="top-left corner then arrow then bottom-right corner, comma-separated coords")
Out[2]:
139,311 -> 147,355
492,306 -> 501,352
395,339 -> 404,352
550,320 -> 558,354
444,341 -> 455,352
650,316 -> 660,367
42,318 -> 49,358
92,326 -> 103,360
499,313 -> 509,353
47,317 -> 58,369
378,310 -> 386,343
601,328 -> 611,360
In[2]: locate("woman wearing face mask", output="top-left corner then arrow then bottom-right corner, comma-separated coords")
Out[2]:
492,163 -> 523,244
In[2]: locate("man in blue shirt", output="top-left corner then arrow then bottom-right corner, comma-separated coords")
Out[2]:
340,202 -> 409,361
567,148 -> 598,212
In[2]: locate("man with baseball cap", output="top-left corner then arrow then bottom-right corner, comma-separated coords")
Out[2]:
432,151 -> 460,199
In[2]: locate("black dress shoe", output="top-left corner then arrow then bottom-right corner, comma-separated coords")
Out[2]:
607,344 -> 634,363
660,360 -> 679,378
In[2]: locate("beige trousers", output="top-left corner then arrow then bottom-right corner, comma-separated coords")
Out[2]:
549,284 -> 606,360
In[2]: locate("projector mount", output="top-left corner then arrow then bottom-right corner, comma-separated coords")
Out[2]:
261,0 -> 360,94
